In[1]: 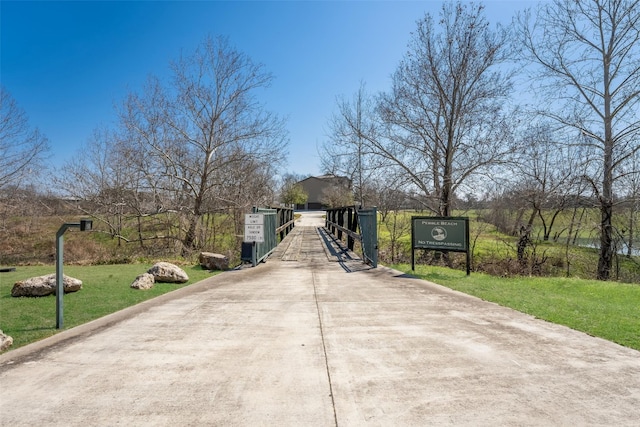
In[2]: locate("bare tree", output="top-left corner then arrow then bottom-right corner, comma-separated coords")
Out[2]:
520,0 -> 640,280
368,174 -> 410,222
120,35 -> 288,255
0,86 -> 49,189
321,82 -> 382,208
369,2 -> 516,217
382,209 -> 411,263
56,126 -> 157,248
320,183 -> 354,209
512,123 -> 586,241
56,127 -> 130,243
617,150 -> 640,257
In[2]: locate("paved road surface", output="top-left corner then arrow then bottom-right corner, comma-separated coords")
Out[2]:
1,211 -> 639,426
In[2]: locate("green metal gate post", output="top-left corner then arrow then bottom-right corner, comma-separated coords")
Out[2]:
324,206 -> 378,268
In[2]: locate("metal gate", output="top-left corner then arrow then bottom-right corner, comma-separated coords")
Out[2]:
253,207 -> 277,264
241,206 -> 295,266
358,207 -> 378,267
325,206 -> 378,268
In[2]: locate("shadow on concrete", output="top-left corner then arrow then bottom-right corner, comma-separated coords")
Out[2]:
316,227 -> 374,273
392,273 -> 420,279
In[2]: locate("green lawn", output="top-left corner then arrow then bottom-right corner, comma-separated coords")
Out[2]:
393,263 -> 640,351
0,264 -> 217,350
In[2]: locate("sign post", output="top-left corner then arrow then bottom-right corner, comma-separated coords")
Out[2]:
244,213 -> 265,266
411,216 -> 470,275
55,219 -> 92,329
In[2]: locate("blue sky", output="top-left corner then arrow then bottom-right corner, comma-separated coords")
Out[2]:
1,1 -> 532,178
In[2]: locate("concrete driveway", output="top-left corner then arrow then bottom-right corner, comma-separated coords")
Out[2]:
1,211 -> 639,426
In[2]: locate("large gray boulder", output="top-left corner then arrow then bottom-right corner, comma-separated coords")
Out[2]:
0,330 -> 13,352
130,273 -> 155,290
199,252 -> 229,271
11,274 -> 82,297
147,262 -> 189,283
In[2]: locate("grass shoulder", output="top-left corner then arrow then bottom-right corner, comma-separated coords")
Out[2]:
0,264 -> 217,350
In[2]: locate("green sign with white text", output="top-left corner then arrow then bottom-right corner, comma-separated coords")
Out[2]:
411,216 -> 470,275
412,217 -> 468,251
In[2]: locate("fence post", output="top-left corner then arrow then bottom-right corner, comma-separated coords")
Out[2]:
347,207 -> 354,250
251,206 -> 258,266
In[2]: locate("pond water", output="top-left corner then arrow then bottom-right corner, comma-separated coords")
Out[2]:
570,238 -> 640,257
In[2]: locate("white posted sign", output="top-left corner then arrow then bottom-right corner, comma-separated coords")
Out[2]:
244,213 -> 264,242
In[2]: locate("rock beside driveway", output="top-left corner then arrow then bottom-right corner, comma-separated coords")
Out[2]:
0,330 -> 13,352
130,273 -> 155,290
147,262 -> 189,283
11,274 -> 83,297
199,252 -> 229,270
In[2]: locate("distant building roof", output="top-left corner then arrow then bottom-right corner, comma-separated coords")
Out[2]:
295,174 -> 352,210
298,174 -> 349,183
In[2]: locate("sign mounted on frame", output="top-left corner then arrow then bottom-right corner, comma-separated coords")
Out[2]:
244,213 -> 265,243
411,216 -> 470,275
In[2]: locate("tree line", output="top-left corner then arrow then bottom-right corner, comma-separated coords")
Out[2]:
1,1 -> 639,280
320,0 -> 640,281
2,36 -> 286,260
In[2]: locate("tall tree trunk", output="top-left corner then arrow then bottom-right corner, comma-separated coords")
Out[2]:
517,225 -> 531,273
182,216 -> 199,256
597,55 -> 614,281
628,205 -> 634,258
182,192 -> 204,256
597,200 -> 614,280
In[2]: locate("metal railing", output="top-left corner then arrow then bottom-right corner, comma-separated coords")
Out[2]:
325,206 -> 378,267
242,206 -> 295,266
